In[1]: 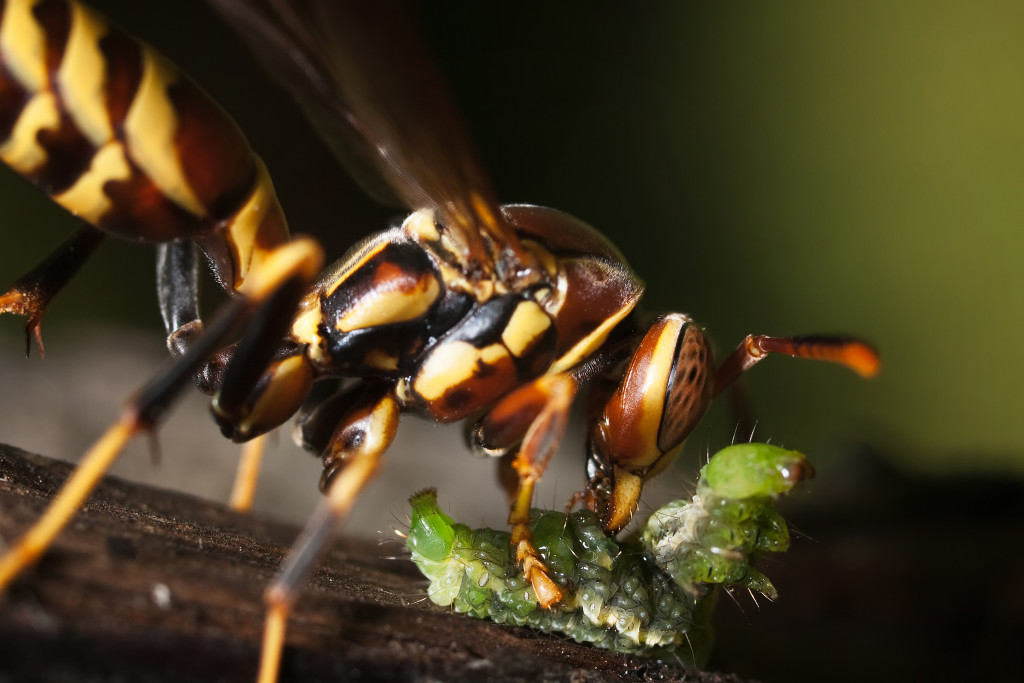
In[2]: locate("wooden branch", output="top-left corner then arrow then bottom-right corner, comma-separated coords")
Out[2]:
0,444 -> 748,682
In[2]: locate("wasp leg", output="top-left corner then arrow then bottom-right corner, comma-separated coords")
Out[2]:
156,241 -> 202,358
291,378 -> 346,460
0,224 -> 106,357
157,241 -> 285,512
258,380 -> 400,683
713,334 -> 881,397
0,238 -> 323,594
472,373 -> 577,608
228,434 -> 267,513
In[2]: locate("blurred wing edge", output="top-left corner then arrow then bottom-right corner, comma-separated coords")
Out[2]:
205,0 -> 525,275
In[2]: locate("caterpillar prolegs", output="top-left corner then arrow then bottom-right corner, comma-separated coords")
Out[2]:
406,443 -> 811,665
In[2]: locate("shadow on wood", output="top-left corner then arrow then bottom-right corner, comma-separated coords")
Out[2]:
0,444 -> 747,682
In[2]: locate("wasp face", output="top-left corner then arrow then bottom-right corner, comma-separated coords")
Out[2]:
586,315 -> 714,532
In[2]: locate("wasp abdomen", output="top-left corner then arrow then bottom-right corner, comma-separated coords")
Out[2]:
0,0 -> 287,287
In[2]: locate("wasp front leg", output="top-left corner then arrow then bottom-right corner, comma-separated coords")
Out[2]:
471,373 -> 577,607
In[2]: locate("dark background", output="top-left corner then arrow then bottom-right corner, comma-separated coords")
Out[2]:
0,2 -> 1021,681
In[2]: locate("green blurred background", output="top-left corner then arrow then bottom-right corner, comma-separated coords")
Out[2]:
2,1 -> 1019,475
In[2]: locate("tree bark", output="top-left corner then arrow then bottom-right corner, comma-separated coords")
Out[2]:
0,444 -> 746,683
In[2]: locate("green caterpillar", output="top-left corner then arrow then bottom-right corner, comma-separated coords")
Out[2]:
406,443 -> 811,666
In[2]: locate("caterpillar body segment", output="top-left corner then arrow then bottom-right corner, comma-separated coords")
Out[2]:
408,488 -> 715,664
407,443 -> 812,664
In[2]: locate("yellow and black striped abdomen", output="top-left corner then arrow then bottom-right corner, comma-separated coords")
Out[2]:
0,0 -> 289,289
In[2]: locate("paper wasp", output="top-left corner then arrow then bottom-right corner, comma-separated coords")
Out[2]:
0,1 -> 879,680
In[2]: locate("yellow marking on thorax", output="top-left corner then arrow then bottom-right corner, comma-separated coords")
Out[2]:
53,140 -> 131,221
0,92 -> 59,172
414,341 -> 507,401
319,232 -> 393,300
0,0 -> 48,94
522,239 -> 560,280
123,47 -> 204,216
290,294 -> 322,340
335,273 -> 439,333
403,208 -> 439,241
227,158 -> 289,287
364,348 -> 399,372
56,1 -> 113,146
548,301 -> 637,375
501,300 -> 550,358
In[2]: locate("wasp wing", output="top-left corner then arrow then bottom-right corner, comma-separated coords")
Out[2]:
205,0 -> 527,278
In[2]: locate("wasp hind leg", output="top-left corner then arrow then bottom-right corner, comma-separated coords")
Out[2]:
0,237 -> 323,594
471,373 -> 578,608
0,224 -> 106,357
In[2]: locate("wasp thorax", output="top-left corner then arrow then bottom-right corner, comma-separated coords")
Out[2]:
311,228 -> 472,376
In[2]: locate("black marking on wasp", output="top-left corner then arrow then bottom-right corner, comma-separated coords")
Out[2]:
0,2 -> 880,681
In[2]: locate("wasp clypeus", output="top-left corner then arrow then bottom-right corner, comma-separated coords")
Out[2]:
0,1 -> 879,680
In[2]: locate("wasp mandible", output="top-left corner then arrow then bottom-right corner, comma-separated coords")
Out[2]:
0,1 -> 879,680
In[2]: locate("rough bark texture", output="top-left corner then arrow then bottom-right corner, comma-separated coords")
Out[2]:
3,442 -> 1023,683
0,444 -> 745,683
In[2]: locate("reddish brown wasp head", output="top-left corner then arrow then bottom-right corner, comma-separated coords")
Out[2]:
586,315 -> 714,532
